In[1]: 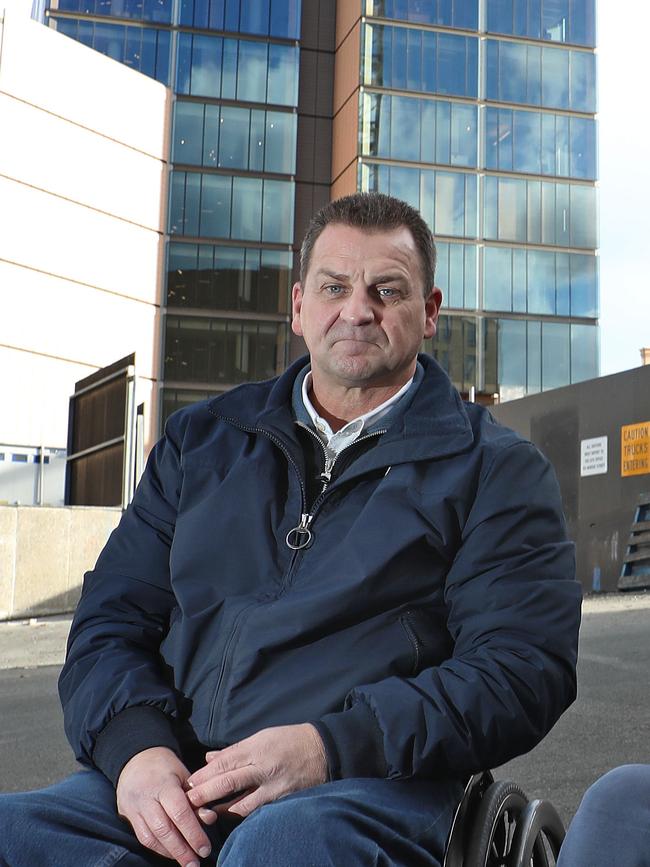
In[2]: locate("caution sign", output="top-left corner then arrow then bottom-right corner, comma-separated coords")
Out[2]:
621,421 -> 650,476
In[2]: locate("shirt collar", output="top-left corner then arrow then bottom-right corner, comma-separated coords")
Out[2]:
301,369 -> 415,444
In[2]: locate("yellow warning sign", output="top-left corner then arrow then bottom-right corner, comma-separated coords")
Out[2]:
621,421 -> 650,476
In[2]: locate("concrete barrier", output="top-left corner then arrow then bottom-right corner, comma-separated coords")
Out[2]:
0,505 -> 121,620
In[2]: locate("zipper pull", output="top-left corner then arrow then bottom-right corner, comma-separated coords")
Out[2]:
319,454 -> 335,485
286,513 -> 314,550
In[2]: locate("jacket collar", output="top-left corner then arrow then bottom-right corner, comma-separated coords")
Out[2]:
207,353 -> 475,468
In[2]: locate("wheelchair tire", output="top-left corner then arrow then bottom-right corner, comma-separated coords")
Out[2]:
464,780 -> 549,867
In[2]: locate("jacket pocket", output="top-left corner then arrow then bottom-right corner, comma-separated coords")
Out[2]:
399,608 -> 451,676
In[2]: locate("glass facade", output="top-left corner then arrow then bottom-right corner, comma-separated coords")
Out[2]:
167,243 -> 292,314
53,16 -> 172,82
365,0 -> 479,30
361,0 -> 598,399
361,93 -> 478,168
47,0 -> 301,415
48,0 -> 598,407
487,0 -> 596,46
364,23 -> 478,98
485,108 -> 596,180
486,39 -> 596,112
173,102 -> 297,174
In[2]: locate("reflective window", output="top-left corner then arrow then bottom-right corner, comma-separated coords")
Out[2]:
53,0 -> 172,23
365,0 -> 478,28
483,317 -> 598,398
570,323 -> 599,383
267,43 -> 300,105
484,176 -> 597,248
498,318 -> 527,400
361,93 -> 477,168
484,247 -> 513,313
164,315 -> 288,385
169,171 -> 294,242
173,102 -> 297,174
484,247 -> 598,315
177,33 -> 299,106
362,163 -> 478,239
542,321 -> 570,389
487,0 -> 596,46
53,17 -> 171,83
162,387 -> 223,422
364,23 -> 478,98
528,249 -> 558,314
486,39 -> 596,111
435,243 -> 478,309
179,0 -> 301,38
167,242 -> 292,314
485,108 -> 596,180
424,315 -> 477,394
237,41 -> 268,102
570,253 -> 598,317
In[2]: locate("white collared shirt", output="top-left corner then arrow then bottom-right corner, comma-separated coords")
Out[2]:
301,371 -> 414,458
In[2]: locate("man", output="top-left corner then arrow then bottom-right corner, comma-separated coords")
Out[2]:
0,193 -> 581,866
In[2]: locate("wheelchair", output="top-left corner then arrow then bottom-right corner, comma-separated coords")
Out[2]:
443,771 -> 566,867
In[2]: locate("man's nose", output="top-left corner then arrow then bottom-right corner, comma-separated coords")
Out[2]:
340,286 -> 375,325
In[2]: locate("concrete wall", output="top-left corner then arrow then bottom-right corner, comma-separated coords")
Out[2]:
492,364 -> 650,593
0,504 -> 121,620
0,8 -> 170,459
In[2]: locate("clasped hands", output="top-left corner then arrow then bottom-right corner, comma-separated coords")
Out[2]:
115,723 -> 328,867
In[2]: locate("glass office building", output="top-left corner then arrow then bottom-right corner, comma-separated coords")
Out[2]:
44,0 -> 598,412
358,0 -> 598,400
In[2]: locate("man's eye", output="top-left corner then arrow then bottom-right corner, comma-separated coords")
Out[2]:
378,287 -> 398,298
325,285 -> 345,295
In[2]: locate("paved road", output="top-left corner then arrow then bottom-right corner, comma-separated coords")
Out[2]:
497,603 -> 650,825
1,598 -> 648,829
0,665 -> 78,792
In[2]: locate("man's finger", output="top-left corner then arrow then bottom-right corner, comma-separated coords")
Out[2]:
145,801 -> 208,867
197,806 -> 219,826
191,743 -> 245,783
226,786 -> 270,819
129,812 -> 174,860
159,786 -> 212,860
187,766 -> 260,808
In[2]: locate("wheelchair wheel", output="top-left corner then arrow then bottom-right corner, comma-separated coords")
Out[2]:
464,780 -> 549,867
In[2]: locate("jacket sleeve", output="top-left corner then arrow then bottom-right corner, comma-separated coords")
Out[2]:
58,414 -> 186,785
314,440 -> 581,781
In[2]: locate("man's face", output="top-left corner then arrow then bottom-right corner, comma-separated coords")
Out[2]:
292,224 -> 441,390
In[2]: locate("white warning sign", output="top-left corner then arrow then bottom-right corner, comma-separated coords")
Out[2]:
580,436 -> 608,477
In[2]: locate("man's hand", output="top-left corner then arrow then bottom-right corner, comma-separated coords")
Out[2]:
186,723 -> 328,820
116,746 -> 212,867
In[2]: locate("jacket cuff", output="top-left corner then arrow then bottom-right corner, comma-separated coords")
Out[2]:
314,701 -> 389,780
92,705 -> 181,786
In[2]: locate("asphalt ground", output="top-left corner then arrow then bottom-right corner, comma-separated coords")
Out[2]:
1,591 -> 649,825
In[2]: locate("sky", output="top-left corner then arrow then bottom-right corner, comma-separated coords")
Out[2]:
597,1 -> 650,375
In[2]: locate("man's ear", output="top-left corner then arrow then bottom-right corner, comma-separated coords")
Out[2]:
424,287 -> 443,339
291,283 -> 303,337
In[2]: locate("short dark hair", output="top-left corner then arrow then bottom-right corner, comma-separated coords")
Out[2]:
299,192 -> 436,295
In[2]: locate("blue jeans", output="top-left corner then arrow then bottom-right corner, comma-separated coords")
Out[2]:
0,769 -> 463,866
557,764 -> 650,867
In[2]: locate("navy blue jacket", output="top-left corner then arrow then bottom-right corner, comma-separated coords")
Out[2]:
59,354 -> 581,786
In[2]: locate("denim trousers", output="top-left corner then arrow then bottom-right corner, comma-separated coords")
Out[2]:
557,764 -> 650,867
0,769 -> 463,867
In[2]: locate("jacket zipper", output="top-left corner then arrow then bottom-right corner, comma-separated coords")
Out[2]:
294,422 -> 387,532
205,411 -> 388,734
400,611 -> 422,676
